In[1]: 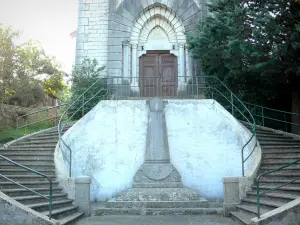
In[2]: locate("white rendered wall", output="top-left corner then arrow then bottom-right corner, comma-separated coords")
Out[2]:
55,99 -> 257,202
165,100 -> 256,201
56,100 -> 148,201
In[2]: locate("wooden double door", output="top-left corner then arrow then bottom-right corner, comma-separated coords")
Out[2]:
139,51 -> 178,97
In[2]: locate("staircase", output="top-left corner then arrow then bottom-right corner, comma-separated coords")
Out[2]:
231,123 -> 300,224
0,126 -> 84,224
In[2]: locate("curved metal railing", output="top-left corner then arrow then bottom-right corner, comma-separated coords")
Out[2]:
0,154 -> 53,219
243,102 -> 300,134
201,76 -> 257,176
256,158 -> 300,217
58,77 -> 109,177
16,103 -> 71,131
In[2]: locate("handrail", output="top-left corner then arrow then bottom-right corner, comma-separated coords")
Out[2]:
256,158 -> 300,218
58,77 -> 109,177
243,102 -> 300,133
0,153 -> 52,219
209,77 -> 257,176
17,103 -> 71,130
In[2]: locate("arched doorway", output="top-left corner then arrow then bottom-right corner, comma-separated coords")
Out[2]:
139,51 -> 178,97
126,4 -> 190,95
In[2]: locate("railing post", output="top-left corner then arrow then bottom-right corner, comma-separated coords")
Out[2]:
242,150 -> 245,177
284,113 -> 288,132
223,177 -> 240,217
196,76 -> 199,98
75,176 -> 91,216
82,94 -> 85,117
262,106 -> 265,127
231,92 -> 234,116
49,181 -> 52,220
256,178 -> 261,218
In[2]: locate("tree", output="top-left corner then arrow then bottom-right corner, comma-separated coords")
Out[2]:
188,0 -> 300,108
0,25 -> 19,104
0,24 -> 69,127
68,58 -> 107,120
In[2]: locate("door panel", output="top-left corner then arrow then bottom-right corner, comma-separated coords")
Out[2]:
160,54 -> 178,97
139,53 -> 178,97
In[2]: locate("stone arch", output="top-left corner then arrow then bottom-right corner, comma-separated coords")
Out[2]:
139,17 -> 178,43
130,4 -> 186,44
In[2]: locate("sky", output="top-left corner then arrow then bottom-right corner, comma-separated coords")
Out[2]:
0,0 -> 78,73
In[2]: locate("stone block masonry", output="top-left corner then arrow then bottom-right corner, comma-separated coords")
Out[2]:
76,0 -> 109,74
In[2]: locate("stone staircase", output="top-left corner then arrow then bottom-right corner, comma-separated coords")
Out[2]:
231,123 -> 300,224
0,126 -> 84,224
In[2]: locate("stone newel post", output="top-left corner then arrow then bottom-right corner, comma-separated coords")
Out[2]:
75,176 -> 91,216
223,177 -> 240,217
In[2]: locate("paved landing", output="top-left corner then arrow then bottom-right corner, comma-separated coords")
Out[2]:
75,215 -> 238,225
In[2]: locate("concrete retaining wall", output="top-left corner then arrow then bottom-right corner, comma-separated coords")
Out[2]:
0,191 -> 59,225
251,198 -> 300,225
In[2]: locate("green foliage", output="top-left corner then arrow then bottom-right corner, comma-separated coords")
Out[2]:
188,0 -> 300,107
68,58 -> 107,120
0,122 -> 54,144
0,25 -> 68,107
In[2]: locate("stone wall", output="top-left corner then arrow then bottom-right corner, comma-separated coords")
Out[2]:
75,0 -> 209,78
76,0 -> 109,71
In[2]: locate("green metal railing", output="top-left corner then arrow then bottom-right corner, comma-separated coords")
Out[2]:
58,77 -> 109,177
0,154 -> 53,219
16,103 -> 71,131
256,158 -> 300,218
243,102 -> 300,134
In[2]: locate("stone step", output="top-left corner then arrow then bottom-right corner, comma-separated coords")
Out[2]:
258,178 -> 300,184
242,197 -> 287,208
92,207 -> 222,216
0,164 -> 55,170
0,155 -> 54,161
247,191 -> 300,201
0,181 -> 60,189
132,182 -> 183,188
261,158 -> 300,164
0,160 -> 54,166
116,188 -> 201,201
41,205 -> 78,218
257,180 -> 300,189
1,187 -> 63,197
231,210 -> 256,225
0,169 -> 55,176
27,137 -> 59,141
28,199 -> 73,211
252,185 -> 300,192
262,149 -> 300,154
0,152 -> 54,156
0,175 -> 56,182
106,199 -> 209,209
257,136 -> 294,141
58,212 -> 84,225
14,193 -> 68,205
236,203 -> 270,215
260,164 -> 300,171
5,145 -> 57,149
262,154 -> 300,159
12,141 -> 58,146
35,133 -> 59,139
261,146 -> 300,150
256,133 -> 284,138
259,141 -> 300,146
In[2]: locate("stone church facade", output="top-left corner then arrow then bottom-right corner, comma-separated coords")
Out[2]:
76,0 -> 208,96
